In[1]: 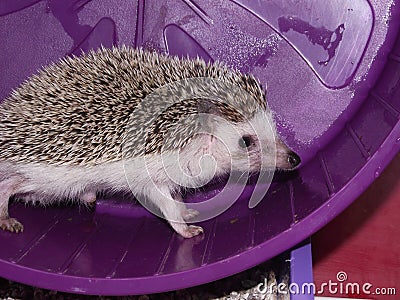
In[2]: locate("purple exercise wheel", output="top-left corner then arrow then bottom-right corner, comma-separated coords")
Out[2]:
1,0 -> 400,296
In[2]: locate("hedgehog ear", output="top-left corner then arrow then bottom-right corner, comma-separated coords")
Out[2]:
197,100 -> 222,133
197,99 -> 222,115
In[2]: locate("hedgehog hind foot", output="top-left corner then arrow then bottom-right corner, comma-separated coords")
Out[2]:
0,176 -> 25,233
80,191 -> 97,209
0,218 -> 24,233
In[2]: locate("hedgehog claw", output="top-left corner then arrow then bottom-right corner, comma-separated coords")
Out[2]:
86,200 -> 97,210
0,218 -> 24,233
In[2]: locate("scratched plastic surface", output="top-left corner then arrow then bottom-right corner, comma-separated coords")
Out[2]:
0,0 -> 400,296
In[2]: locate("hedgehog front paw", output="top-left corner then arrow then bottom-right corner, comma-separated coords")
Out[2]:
0,218 -> 24,233
180,225 -> 204,238
170,221 -> 204,238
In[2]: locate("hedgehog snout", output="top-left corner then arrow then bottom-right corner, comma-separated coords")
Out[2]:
275,139 -> 301,170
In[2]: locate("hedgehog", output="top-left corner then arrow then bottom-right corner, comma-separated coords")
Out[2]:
0,46 -> 300,238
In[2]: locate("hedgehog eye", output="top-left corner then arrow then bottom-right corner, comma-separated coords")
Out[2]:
239,135 -> 253,148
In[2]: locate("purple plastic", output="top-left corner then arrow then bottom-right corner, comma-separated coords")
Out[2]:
291,241 -> 314,300
0,0 -> 400,296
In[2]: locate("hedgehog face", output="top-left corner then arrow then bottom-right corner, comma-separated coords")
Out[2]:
199,110 -> 300,175
241,110 -> 301,171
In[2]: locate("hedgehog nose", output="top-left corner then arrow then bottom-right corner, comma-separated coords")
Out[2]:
288,151 -> 301,168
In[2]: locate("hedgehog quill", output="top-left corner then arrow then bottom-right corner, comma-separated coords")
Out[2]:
0,46 -> 300,238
